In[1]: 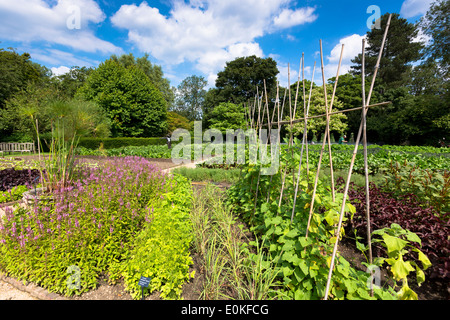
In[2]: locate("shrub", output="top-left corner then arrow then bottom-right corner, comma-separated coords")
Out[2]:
382,161 -> 449,216
78,137 -> 168,150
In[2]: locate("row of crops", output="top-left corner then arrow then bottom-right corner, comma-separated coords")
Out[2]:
0,141 -> 448,299
76,141 -> 450,171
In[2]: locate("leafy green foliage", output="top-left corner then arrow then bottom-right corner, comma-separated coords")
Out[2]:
419,0 -> 450,79
226,145 -> 397,300
0,185 -> 28,203
303,143 -> 450,174
109,53 -> 175,109
1,85 -> 111,146
371,224 -> 431,300
0,48 -> 40,108
287,84 -> 347,140
383,161 -> 449,215
78,137 -> 168,150
76,145 -> 172,159
173,75 -> 207,121
0,157 -> 193,299
215,55 -> 279,105
76,59 -> 167,137
351,13 -> 423,88
167,111 -> 192,134
122,175 -> 194,299
209,102 -> 246,133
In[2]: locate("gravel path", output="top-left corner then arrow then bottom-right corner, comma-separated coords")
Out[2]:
0,279 -> 38,300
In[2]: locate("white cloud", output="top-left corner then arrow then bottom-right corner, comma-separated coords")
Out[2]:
0,0 -> 121,54
400,0 -> 433,18
319,34 -> 368,82
111,0 -> 318,86
272,7 -> 317,29
327,34 -> 367,64
51,66 -> 71,76
28,47 -> 100,68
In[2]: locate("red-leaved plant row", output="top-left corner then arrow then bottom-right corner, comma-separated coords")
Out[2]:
338,177 -> 449,281
0,168 -> 42,192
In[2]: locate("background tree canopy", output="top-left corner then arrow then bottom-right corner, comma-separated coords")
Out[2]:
173,75 -> 207,121
209,102 -> 246,133
202,55 -> 279,129
0,48 -> 40,109
76,59 -> 167,138
110,53 -> 175,110
0,1 -> 448,146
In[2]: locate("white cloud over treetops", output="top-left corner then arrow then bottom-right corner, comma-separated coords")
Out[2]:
111,0 -> 318,86
400,0 -> 434,18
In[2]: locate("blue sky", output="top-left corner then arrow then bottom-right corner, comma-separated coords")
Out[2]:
0,0 -> 433,88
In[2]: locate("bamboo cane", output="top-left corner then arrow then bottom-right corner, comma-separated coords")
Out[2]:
302,54 -> 308,184
252,91 -> 264,222
323,14 -> 392,300
288,63 -> 293,147
327,44 -> 345,202
36,118 -> 41,163
362,38 -> 374,296
263,101 -> 391,127
278,68 -> 292,208
305,62 -> 316,186
290,56 -> 316,223
267,84 -> 281,203
264,79 -> 271,146
305,41 -> 344,238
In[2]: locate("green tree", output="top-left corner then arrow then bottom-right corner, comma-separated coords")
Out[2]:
174,75 -> 207,121
76,59 -> 167,137
54,66 -> 94,99
209,102 -> 246,133
287,85 -> 347,142
0,81 -> 110,144
215,55 -> 279,105
419,0 -> 449,79
110,53 -> 175,109
0,82 -> 54,142
0,48 -> 40,108
351,13 -> 424,88
167,111 -> 191,135
202,88 -> 223,129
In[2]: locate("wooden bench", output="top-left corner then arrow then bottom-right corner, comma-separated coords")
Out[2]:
0,142 -> 35,156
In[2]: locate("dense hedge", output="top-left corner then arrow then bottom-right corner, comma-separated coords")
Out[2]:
78,137 -> 169,150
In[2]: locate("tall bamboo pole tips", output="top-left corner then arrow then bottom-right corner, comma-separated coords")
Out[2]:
305,41 -> 344,239
323,14 -> 392,300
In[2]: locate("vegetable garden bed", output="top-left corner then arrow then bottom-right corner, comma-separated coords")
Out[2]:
0,146 -> 448,300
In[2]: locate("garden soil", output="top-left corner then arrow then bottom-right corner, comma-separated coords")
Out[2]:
0,157 -> 448,300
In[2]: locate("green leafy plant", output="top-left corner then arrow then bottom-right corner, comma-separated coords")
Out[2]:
42,120 -> 79,193
383,161 -> 449,216
0,157 -> 193,299
122,175 -> 194,300
368,224 -> 432,300
0,185 -> 28,203
226,144 -> 398,300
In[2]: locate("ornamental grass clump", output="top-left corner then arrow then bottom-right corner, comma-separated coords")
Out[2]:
0,156 -> 190,297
